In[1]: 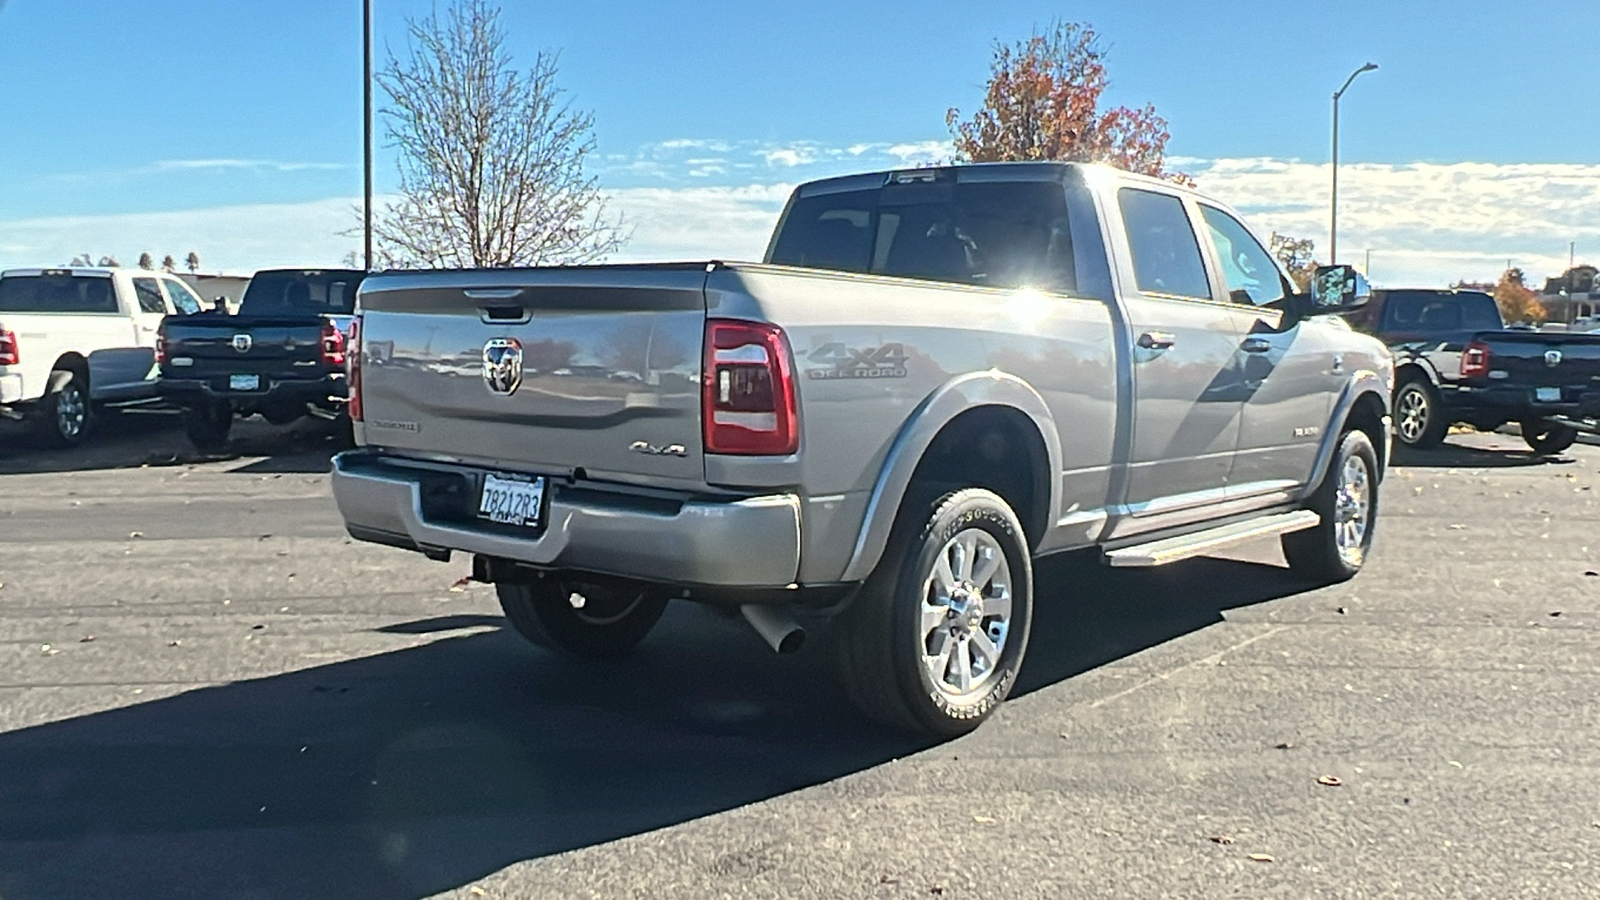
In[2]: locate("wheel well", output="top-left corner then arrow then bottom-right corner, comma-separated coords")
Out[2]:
52,353 -> 89,381
1345,390 -> 1389,475
1393,361 -> 1432,388
903,406 -> 1050,549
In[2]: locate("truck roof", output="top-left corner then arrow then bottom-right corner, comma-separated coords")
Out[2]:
791,160 -> 1185,198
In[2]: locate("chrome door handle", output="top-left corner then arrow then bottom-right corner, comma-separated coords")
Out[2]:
1137,331 -> 1176,350
1241,337 -> 1273,353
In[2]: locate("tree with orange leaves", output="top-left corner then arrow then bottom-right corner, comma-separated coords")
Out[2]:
947,21 -> 1185,182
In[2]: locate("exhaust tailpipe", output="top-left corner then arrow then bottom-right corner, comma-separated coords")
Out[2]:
740,604 -> 805,655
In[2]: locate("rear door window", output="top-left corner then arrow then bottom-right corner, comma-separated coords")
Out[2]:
1117,189 -> 1213,301
132,278 -> 168,314
240,272 -> 363,316
0,273 -> 119,313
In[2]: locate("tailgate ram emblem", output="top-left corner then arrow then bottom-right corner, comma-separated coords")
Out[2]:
231,334 -> 252,352
1545,349 -> 1562,367
482,337 -> 523,395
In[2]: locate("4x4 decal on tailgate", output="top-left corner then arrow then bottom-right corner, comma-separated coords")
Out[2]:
806,342 -> 908,380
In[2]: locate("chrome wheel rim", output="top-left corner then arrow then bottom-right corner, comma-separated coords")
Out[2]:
56,385 -> 85,440
920,527 -> 1013,701
1333,455 -> 1371,567
1395,386 -> 1427,444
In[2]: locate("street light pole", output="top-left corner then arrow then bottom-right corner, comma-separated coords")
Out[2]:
363,0 -> 374,271
1330,62 -> 1378,265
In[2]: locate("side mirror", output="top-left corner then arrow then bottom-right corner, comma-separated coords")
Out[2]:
1309,265 -> 1371,314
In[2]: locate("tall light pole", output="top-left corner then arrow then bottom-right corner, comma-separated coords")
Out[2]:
363,0 -> 374,271
1330,62 -> 1378,265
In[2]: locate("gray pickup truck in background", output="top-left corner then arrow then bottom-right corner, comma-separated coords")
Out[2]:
331,162 -> 1393,736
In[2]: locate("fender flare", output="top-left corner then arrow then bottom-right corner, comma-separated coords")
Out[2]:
45,368 -> 76,394
1391,351 -> 1441,388
1303,372 -> 1391,499
837,370 -> 1063,583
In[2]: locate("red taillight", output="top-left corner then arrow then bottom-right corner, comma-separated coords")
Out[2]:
1460,340 -> 1491,378
320,320 -> 347,367
0,327 -> 18,366
347,316 -> 363,422
702,319 -> 798,455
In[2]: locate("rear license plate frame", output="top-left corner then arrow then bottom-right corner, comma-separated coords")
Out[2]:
477,472 -> 547,530
1536,386 -> 1561,403
229,374 -> 261,391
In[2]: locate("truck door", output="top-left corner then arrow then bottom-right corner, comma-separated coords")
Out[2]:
1197,204 -> 1333,493
1110,187 -> 1247,523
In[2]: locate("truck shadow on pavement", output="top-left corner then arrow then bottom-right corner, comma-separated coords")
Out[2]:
0,410 -> 340,476
1389,438 -> 1582,470
0,555 -> 1302,900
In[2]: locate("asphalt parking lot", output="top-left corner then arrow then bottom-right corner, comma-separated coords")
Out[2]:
1,414 -> 1598,899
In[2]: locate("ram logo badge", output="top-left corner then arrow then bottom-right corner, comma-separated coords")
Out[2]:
231,334 -> 253,353
482,337 -> 523,395
1545,349 -> 1563,367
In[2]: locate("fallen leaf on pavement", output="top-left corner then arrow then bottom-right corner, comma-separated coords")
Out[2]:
1585,571 -> 1598,577
79,635 -> 95,643
129,531 -> 144,539
1317,775 -> 1343,786
879,875 -> 901,885
1248,853 -> 1275,863
1274,742 -> 1294,750
929,885 -> 946,896
1208,835 -> 1234,844
470,889 -> 485,897
449,576 -> 471,593
1336,607 -> 1347,615
1549,611 -> 1563,617
168,640 -> 182,647
1448,760 -> 1463,768
973,815 -> 996,824
1448,524 -> 1464,530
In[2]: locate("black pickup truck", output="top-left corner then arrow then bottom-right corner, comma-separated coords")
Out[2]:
157,269 -> 365,450
1349,288 -> 1600,453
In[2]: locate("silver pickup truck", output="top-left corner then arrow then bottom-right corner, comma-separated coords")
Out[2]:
332,162 -> 1393,736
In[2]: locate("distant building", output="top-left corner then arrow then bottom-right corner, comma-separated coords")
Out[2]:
177,272 -> 252,313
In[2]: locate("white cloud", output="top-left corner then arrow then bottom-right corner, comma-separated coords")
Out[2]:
605,184 -> 793,263
884,141 -> 950,165
1189,158 -> 1600,286
2,156 -> 1594,288
150,159 -> 348,173
762,147 -> 818,168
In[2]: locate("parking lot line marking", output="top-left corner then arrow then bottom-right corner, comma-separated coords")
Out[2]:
1085,625 -> 1287,709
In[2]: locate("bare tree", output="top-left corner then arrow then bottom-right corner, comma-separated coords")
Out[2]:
375,0 -> 625,268
137,252 -> 154,270
97,255 -> 120,267
185,251 -> 200,273
161,254 -> 177,271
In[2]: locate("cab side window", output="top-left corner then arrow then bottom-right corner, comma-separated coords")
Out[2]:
161,278 -> 204,315
1200,205 -> 1287,307
132,277 -> 167,314
1117,189 -> 1211,301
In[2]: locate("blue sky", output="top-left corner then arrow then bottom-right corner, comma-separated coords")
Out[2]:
1,0 -> 1596,284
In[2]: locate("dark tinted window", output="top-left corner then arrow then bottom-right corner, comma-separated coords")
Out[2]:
240,271 -> 364,316
0,274 -> 118,313
161,279 -> 204,315
1118,189 -> 1212,301
132,278 -> 167,314
767,179 -> 1094,294
1384,291 -> 1503,332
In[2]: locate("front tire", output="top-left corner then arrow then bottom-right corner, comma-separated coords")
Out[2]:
1521,418 -> 1577,455
39,370 -> 93,447
183,401 -> 233,452
1283,429 -> 1379,584
1392,378 -> 1447,449
496,579 -> 668,658
835,488 -> 1033,737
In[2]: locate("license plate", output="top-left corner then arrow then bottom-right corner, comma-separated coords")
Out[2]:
1536,386 -> 1561,402
478,473 -> 546,529
229,374 -> 260,391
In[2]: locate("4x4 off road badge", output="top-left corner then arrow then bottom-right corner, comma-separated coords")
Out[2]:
482,337 -> 523,395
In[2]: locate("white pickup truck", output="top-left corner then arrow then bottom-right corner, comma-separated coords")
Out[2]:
0,267 -> 206,445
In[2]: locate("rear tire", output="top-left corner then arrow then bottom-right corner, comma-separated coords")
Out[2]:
183,401 -> 233,452
496,579 -> 668,658
1521,418 -> 1577,455
39,369 -> 93,448
1283,429 -> 1379,584
834,488 -> 1033,737
1392,378 -> 1447,449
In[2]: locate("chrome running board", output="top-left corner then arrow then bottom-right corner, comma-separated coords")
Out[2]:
1104,510 -> 1320,568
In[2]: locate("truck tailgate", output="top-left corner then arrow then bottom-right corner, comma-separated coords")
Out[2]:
355,266 -> 711,490
1478,331 -> 1600,391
